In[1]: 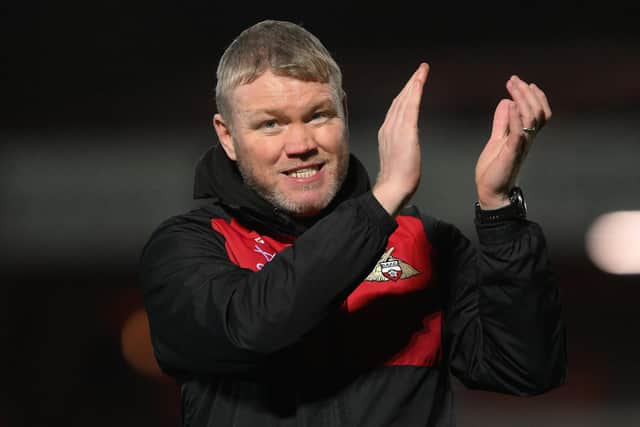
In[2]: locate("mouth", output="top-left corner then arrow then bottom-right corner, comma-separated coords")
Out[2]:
282,163 -> 324,179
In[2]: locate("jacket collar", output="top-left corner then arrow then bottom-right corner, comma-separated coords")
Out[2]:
193,145 -> 371,236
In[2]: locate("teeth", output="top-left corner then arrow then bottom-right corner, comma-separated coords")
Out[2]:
288,168 -> 318,178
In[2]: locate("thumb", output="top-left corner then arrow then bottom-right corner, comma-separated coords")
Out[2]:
490,99 -> 513,140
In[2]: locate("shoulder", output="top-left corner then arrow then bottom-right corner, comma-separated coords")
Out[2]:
140,204 -> 231,262
151,203 -> 230,235
397,205 -> 463,245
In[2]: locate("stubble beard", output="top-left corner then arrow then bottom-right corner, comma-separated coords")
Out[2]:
236,143 -> 350,218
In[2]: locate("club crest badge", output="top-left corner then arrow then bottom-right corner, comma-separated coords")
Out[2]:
365,247 -> 420,282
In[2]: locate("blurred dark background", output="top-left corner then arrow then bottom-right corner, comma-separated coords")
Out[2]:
3,1 -> 640,426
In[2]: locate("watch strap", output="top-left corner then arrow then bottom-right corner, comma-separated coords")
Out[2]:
475,187 -> 527,224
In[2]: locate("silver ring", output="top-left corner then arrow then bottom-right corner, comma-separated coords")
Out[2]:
523,119 -> 538,134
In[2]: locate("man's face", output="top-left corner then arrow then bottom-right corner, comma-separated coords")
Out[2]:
215,70 -> 349,217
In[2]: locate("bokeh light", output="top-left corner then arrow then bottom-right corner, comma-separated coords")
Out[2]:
586,211 -> 640,274
120,308 -> 166,380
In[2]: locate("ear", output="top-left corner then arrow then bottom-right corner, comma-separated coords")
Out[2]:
212,113 -> 237,161
341,91 -> 349,123
340,91 -> 350,137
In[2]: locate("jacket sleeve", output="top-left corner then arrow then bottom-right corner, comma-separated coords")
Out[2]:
433,217 -> 567,396
139,192 -> 396,376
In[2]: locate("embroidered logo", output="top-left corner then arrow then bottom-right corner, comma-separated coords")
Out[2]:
254,244 -> 275,270
365,247 -> 420,282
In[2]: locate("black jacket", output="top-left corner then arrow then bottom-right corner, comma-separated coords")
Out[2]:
139,146 -> 566,426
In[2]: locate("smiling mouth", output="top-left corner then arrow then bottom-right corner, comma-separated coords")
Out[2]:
284,164 -> 323,178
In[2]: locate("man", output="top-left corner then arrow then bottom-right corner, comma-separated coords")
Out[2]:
140,20 -> 566,426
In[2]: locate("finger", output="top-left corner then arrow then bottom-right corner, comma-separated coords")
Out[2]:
397,63 -> 429,126
506,101 -> 526,150
383,92 -> 400,124
506,101 -> 535,164
383,64 -> 423,125
393,64 -> 424,110
480,99 -> 511,165
506,75 -> 536,129
530,83 -> 552,122
488,103 -> 526,190
384,63 -> 427,138
514,77 -> 546,127
509,101 -> 536,176
490,99 -> 512,140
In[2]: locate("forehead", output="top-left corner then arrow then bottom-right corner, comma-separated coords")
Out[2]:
231,70 -> 338,117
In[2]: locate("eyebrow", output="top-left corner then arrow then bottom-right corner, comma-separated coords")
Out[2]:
241,98 -> 338,119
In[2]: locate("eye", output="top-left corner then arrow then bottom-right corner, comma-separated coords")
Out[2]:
262,119 -> 278,129
310,111 -> 330,122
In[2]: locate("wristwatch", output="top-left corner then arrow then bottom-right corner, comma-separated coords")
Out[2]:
475,186 -> 527,223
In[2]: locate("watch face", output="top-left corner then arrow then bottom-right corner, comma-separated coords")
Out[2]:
510,187 -> 526,215
475,187 -> 527,223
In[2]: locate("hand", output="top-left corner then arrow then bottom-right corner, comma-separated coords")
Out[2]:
475,75 -> 552,209
373,63 -> 430,215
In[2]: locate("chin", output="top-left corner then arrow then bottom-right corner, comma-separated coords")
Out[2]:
279,197 -> 331,218
291,204 -> 325,218
269,187 -> 336,218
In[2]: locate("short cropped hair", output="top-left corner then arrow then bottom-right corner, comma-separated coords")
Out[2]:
215,20 -> 345,123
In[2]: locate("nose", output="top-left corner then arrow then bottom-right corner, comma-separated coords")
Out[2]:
283,123 -> 317,157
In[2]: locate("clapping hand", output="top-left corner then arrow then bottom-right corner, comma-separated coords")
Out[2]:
475,75 -> 552,209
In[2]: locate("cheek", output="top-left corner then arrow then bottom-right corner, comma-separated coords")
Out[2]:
237,137 -> 283,169
316,124 -> 347,154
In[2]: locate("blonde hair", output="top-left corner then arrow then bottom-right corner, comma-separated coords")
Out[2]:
215,20 -> 345,122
